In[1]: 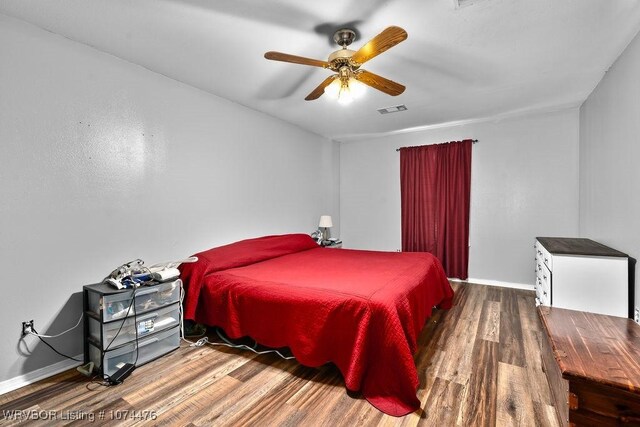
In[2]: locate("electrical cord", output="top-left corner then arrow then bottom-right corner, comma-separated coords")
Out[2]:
185,331 -> 295,360
23,314 -> 84,362
179,285 -> 295,360
132,290 -> 141,367
30,327 -> 83,362
28,313 -> 84,338
100,285 -> 143,385
102,288 -> 136,353
179,284 -> 186,338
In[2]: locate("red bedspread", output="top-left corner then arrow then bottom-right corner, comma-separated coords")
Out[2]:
180,234 -> 454,416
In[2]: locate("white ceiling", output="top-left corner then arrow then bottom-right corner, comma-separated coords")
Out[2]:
2,0 -> 640,141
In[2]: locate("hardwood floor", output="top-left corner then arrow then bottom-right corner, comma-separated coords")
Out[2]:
0,283 -> 559,426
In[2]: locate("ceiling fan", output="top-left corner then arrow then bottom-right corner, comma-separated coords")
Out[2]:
264,26 -> 407,104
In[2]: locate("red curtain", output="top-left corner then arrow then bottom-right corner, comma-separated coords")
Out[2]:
400,140 -> 472,279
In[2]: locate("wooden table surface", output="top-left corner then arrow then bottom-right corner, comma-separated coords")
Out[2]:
536,237 -> 628,257
538,306 -> 640,394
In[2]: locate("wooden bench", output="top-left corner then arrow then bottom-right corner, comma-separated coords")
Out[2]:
538,306 -> 640,426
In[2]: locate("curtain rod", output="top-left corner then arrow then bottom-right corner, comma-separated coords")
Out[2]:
396,139 -> 478,152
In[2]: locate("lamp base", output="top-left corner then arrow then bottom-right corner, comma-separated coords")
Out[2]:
321,227 -> 331,242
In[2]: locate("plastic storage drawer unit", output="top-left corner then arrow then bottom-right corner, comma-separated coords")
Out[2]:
87,304 -> 180,350
83,280 -> 183,378
89,325 -> 180,378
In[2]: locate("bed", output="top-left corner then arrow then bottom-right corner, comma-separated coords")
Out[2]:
179,234 -> 454,416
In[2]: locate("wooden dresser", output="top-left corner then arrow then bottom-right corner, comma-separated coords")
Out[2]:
538,306 -> 640,425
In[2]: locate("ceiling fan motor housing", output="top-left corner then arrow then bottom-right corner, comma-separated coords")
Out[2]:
333,29 -> 356,47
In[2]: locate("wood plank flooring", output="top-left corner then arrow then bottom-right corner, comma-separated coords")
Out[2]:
0,282 -> 559,426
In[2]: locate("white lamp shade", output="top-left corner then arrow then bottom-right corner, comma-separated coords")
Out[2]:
348,78 -> 366,99
323,79 -> 341,99
318,215 -> 333,228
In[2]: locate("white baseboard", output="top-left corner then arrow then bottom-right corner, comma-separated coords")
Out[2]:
0,355 -> 82,396
449,277 -> 534,291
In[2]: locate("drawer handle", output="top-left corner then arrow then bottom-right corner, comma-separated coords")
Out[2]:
544,257 -> 548,263
139,312 -> 160,321
543,291 -> 548,296
137,337 -> 159,348
136,287 -> 160,297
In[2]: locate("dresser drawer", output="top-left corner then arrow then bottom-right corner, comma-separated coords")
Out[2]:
88,303 -> 180,350
89,325 -> 180,378
535,259 -> 551,306
535,241 -> 544,263
535,241 -> 552,270
540,265 -> 551,305
540,246 -> 553,271
535,279 -> 543,304
86,279 -> 181,322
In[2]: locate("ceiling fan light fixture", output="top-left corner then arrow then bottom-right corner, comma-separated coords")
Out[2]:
337,91 -> 354,106
324,76 -> 366,105
348,78 -> 366,99
324,78 -> 341,99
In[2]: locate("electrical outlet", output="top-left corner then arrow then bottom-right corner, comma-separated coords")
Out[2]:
21,320 -> 34,337
635,307 -> 639,324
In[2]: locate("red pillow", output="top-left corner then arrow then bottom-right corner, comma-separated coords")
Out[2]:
193,233 -> 317,272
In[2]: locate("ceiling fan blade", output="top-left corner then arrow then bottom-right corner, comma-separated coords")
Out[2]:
264,51 -> 330,68
356,70 -> 405,96
305,76 -> 337,100
350,26 -> 407,65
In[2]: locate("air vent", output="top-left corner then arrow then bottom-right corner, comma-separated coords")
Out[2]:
377,105 -> 408,115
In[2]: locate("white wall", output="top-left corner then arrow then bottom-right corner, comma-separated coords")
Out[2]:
579,29 -> 640,315
0,14 -> 338,386
340,109 -> 580,286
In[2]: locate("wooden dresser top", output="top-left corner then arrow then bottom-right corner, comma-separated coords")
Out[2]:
537,237 -> 628,257
538,306 -> 640,394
